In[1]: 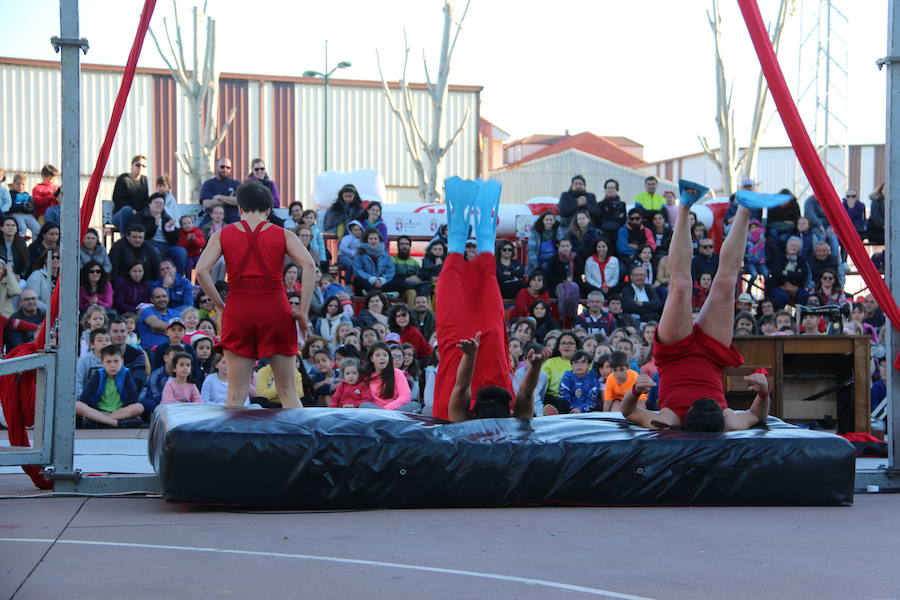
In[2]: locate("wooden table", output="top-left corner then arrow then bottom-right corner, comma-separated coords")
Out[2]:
729,335 -> 871,433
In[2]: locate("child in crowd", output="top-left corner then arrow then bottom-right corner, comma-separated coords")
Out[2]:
603,350 -> 645,412
8,173 -> 41,238
338,220 -> 364,276
559,350 -> 600,413
613,338 -> 642,372
161,352 -> 202,404
151,319 -> 196,370
744,219 -> 768,283
155,175 -> 179,222
76,345 -> 144,427
176,214 -> 206,273
79,306 -> 109,356
310,350 -> 339,406
253,355 -> 305,407
330,358 -> 371,408
122,313 -> 141,347
510,270 -> 550,320
76,328 -> 110,398
140,344 -> 181,416
301,209 -> 328,270
201,354 -> 258,406
31,164 -> 60,221
593,353 -> 612,403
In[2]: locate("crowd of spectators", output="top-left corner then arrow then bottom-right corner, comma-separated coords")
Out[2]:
0,160 -> 890,426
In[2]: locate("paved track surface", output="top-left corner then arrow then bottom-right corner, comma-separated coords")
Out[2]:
1,478 -> 898,600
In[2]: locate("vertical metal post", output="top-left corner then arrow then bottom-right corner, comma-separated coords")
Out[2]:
324,40 -> 329,172
51,0 -> 82,478
886,0 -> 900,468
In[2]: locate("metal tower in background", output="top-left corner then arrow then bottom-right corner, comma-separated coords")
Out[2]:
794,0 -> 849,197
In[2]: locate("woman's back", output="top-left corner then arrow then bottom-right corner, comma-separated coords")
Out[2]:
221,221 -> 285,290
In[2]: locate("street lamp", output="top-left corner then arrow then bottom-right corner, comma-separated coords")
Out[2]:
303,40 -> 351,172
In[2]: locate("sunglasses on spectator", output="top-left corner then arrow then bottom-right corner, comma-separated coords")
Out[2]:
289,300 -> 301,305
200,297 -> 213,303
700,244 -> 713,249
501,247 -> 513,252
219,165 -> 232,170
821,275 -> 834,280
134,163 -> 147,168
629,216 -> 642,221
88,268 -> 101,273
254,167 -> 266,172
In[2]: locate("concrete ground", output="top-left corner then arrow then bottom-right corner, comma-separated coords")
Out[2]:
1,430 -> 899,600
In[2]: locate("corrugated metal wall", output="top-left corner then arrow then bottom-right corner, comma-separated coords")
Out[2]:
490,150 -> 676,205
0,58 -> 477,224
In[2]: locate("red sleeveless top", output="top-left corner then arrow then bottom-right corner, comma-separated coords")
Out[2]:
220,220 -> 286,292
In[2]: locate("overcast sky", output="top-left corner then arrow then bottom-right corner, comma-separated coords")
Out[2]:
0,0 -> 889,161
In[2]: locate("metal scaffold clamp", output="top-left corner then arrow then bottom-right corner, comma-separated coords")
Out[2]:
50,36 -> 89,54
876,55 -> 900,70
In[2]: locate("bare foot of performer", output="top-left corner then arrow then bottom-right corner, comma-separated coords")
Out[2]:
621,180 -> 781,431
196,183 -> 315,408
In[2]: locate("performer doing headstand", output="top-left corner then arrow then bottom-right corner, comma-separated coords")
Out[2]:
196,183 -> 316,408
432,177 -> 548,422
621,181 -> 788,431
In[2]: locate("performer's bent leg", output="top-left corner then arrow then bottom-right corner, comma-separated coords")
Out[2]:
433,253 -> 467,420
223,350 -> 255,407
698,206 -> 750,348
268,353 -> 301,408
657,202 -> 694,344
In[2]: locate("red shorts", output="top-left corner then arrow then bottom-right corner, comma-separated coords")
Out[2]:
652,324 -> 744,421
219,286 -> 298,359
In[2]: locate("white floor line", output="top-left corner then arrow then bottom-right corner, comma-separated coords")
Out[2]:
0,537 -> 654,600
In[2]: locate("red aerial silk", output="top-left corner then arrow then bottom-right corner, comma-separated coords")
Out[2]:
0,0 -> 157,488
737,0 -> 900,369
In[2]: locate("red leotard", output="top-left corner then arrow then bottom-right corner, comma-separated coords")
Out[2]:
651,324 -> 744,421
432,253 -> 513,420
218,220 -> 297,359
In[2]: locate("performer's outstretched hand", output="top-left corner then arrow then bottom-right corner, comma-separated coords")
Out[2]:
633,373 -> 657,396
456,332 -> 481,357
743,372 -> 769,396
526,346 -> 552,368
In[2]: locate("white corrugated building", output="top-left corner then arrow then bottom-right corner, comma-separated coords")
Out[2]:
0,56 -> 481,226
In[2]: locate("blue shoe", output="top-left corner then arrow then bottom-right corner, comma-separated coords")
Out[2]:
678,179 -> 710,207
473,179 -> 502,253
445,176 -> 477,254
736,189 -> 793,210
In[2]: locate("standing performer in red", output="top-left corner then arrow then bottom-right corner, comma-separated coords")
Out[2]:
196,183 -> 315,408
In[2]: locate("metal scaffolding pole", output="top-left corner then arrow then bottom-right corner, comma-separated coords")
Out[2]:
886,0 -> 900,470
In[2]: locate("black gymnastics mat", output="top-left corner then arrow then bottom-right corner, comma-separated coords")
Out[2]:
149,404 -> 855,507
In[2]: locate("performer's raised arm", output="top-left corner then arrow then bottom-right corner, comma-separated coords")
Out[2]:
620,373 -> 659,428
514,346 -> 551,418
448,332 -> 481,423
724,371 -> 770,431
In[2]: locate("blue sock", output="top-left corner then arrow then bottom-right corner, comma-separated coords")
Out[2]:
736,190 -> 793,210
445,176 -> 476,255
474,179 -> 502,254
678,179 -> 710,207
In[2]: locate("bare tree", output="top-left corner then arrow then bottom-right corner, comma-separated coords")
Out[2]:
150,0 -> 234,202
376,0 -> 471,203
699,0 -> 790,194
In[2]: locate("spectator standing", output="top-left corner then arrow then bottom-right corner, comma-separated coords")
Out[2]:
245,158 -> 281,208
495,239 -> 524,299
867,183 -> 885,245
199,158 -> 241,224
8,173 -> 41,239
633,176 -> 666,222
78,261 -> 113,313
149,259 -> 194,313
691,238 -> 719,281
111,155 -> 150,232
0,216 -> 29,280
137,287 -> 177,352
616,208 -> 655,259
31,164 -> 60,220
598,178 -> 627,249
5,289 -> 44,352
842,188 -> 867,238
109,223 -> 161,280
558,175 -> 601,226
352,228 -> 395,294
323,183 -> 364,237
526,211 -> 564,275
113,262 -> 151,314
0,258 -> 21,317
134,193 -> 187,275
79,228 -> 112,274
